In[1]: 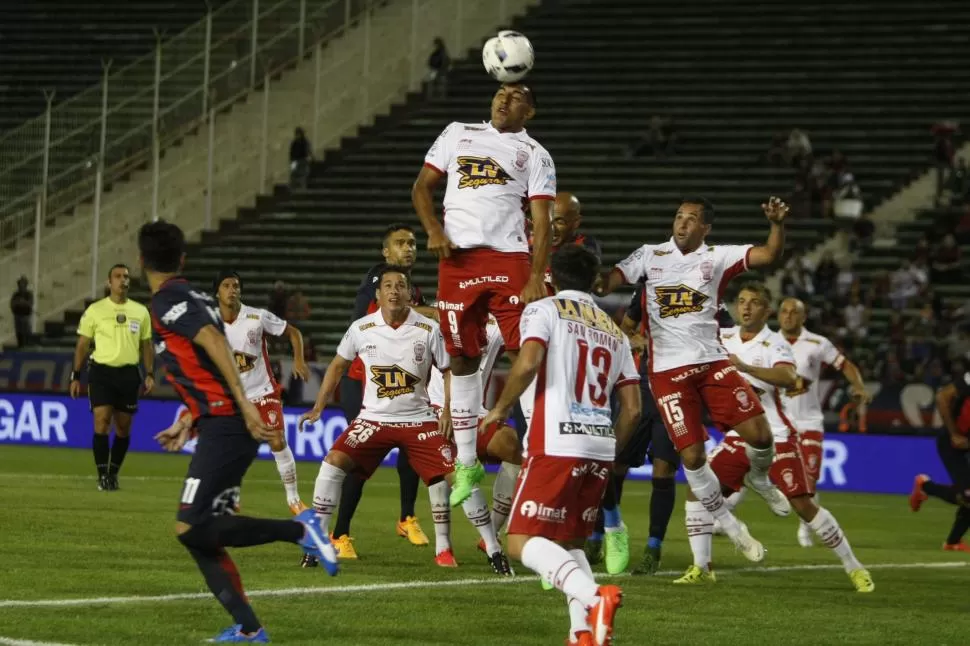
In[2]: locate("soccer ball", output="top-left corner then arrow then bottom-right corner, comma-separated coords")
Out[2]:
482,30 -> 534,83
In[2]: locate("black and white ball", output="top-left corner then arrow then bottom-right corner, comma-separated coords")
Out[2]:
482,30 -> 534,83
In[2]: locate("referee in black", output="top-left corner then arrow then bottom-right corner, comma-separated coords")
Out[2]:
911,369 -> 970,551
70,264 -> 154,491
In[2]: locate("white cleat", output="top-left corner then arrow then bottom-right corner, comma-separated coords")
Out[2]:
744,473 -> 791,517
712,518 -> 726,536
797,522 -> 814,548
729,521 -> 765,562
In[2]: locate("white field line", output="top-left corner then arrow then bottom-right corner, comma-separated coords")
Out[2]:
0,637 -> 81,646
0,561 -> 964,610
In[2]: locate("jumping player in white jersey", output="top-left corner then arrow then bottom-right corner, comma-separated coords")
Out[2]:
215,270 -> 310,514
599,196 -> 790,563
412,82 -> 556,508
701,283 -> 873,592
299,266 -> 512,573
483,245 -> 641,646
777,297 -> 870,546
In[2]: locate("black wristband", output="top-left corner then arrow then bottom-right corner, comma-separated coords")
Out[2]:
70,370 -> 80,382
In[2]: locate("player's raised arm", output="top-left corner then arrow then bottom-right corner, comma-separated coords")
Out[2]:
599,245 -> 650,296
746,196 -> 789,269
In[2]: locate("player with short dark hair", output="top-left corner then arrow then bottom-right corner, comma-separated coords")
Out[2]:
145,220 -> 337,643
483,244 -> 641,646
413,81 -> 556,507
70,263 -> 154,491
330,223 -> 437,560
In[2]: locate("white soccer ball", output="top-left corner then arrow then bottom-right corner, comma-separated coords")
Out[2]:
482,30 -> 534,83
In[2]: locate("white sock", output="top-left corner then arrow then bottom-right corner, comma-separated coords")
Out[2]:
451,373 -> 483,467
567,549 -> 594,640
312,461 -> 347,534
491,462 -> 520,534
462,486 -> 501,554
428,480 -> 451,555
800,492 -> 818,534
272,447 -> 301,505
724,487 -> 746,511
744,443 -> 775,484
684,462 -> 741,538
685,500 -> 714,570
520,537 -> 600,608
809,507 -> 863,572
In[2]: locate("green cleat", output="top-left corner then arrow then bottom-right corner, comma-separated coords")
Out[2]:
584,537 -> 604,565
673,564 -> 716,585
604,524 -> 630,574
448,461 -> 485,507
632,544 -> 661,575
540,576 -> 554,591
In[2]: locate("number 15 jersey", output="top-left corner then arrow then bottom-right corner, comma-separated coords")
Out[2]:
519,290 -> 639,462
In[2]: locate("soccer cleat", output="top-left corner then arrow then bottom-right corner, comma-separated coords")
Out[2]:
796,522 -> 814,548
909,474 -> 929,512
673,564 -> 716,585
568,631 -> 596,646
849,568 -> 875,593
396,515 -> 429,545
331,534 -> 359,559
105,474 -> 119,491
300,554 -> 318,568
728,522 -> 765,562
488,551 -> 513,576
584,537 -> 604,565
449,461 -> 486,507
604,525 -> 630,574
586,584 -> 623,646
288,500 -> 309,516
943,541 -> 970,553
97,475 -> 109,491
541,577 -> 554,591
434,548 -> 458,567
294,509 -> 339,576
632,544 -> 661,576
744,473 -> 791,516
208,625 -> 270,643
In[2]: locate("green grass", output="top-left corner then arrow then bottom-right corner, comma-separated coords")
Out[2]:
0,446 -> 966,645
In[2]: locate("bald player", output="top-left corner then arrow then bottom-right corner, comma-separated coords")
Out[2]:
776,297 -> 870,547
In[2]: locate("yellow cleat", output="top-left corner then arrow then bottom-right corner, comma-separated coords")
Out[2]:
288,500 -> 309,516
672,565 -> 716,585
849,568 -> 874,593
396,515 -> 429,546
331,534 -> 358,560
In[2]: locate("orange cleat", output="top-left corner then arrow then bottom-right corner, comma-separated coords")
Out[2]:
288,500 -> 309,516
331,534 -> 358,559
435,548 -> 459,567
476,538 -> 487,554
396,515 -> 430,546
943,541 -> 970,553
567,631 -> 595,646
586,585 -> 623,646
909,474 -> 929,512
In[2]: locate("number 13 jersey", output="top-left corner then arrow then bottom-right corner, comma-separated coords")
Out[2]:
519,290 -> 639,462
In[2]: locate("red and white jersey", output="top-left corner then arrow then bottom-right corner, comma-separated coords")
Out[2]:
719,325 -> 797,442
428,317 -> 504,412
520,290 -> 639,461
423,121 -> 556,253
336,309 -> 448,423
615,238 -> 751,373
782,327 -> 846,432
223,304 -> 286,400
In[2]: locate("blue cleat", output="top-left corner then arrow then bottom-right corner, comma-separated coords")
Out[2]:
294,509 -> 339,576
207,624 -> 269,643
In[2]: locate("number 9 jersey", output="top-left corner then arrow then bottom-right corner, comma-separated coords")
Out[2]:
519,290 -> 639,462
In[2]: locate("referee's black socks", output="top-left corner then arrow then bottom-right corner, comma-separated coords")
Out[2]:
109,435 -> 131,476
92,433 -> 110,476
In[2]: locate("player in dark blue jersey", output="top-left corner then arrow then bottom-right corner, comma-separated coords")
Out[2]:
144,220 -> 337,643
551,192 -> 602,261
325,223 -> 438,561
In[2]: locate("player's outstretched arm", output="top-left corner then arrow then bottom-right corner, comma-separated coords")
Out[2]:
613,383 -> 642,455
730,355 -> 798,388
299,355 -> 350,430
840,359 -> 871,404
596,268 -> 627,296
747,196 -> 789,269
482,340 -> 545,429
412,166 -> 455,259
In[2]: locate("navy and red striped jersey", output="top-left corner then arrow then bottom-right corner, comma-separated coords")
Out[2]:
347,263 -> 426,381
151,277 -> 238,418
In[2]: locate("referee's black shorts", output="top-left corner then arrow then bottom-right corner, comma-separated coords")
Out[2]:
177,415 -> 260,525
88,362 -> 141,413
616,379 -> 680,469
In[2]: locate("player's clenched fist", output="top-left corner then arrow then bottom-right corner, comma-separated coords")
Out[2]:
762,196 -> 790,223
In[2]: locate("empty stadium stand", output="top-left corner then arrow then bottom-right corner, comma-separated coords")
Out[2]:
22,0 -> 970,358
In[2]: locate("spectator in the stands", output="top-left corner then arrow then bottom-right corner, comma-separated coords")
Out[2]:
946,325 -> 970,362
833,172 -> 864,219
629,115 -> 678,158
932,233 -> 963,284
10,275 -> 33,348
781,249 -> 815,299
932,121 -> 958,204
426,37 -> 450,99
913,232 -> 932,264
286,288 -> 311,322
786,128 -> 812,166
813,250 -> 839,297
887,311 -> 907,346
268,280 -> 289,319
840,292 -> 869,341
889,259 -> 927,310
850,211 -> 875,251
289,127 -> 313,189
789,176 -> 813,219
835,259 -> 858,301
